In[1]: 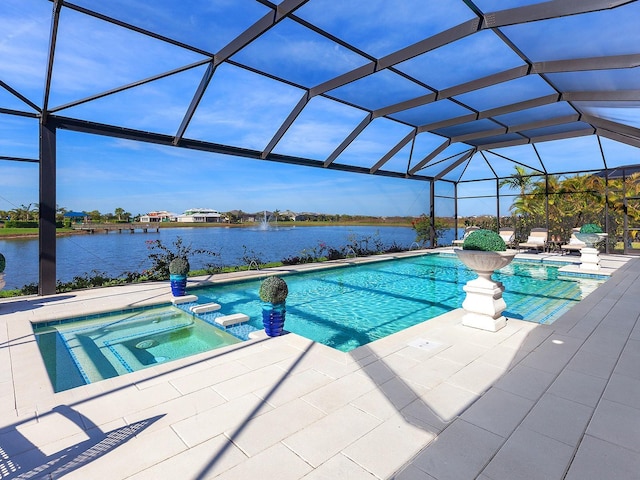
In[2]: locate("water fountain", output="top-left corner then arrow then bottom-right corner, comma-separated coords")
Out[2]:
258,211 -> 277,231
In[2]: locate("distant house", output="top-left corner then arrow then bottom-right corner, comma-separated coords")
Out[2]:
280,210 -> 298,221
295,212 -> 320,221
63,211 -> 88,224
176,208 -> 226,223
139,211 -> 176,223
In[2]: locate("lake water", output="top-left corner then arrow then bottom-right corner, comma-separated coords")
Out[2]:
0,225 -> 457,290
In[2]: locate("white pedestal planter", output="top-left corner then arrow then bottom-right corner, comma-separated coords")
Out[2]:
576,233 -> 607,271
579,247 -> 601,271
0,273 -> 4,291
455,249 -> 516,332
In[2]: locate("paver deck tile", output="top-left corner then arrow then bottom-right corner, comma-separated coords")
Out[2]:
520,393 -> 593,447
481,426 -> 575,480
343,414 -> 436,479
301,453 -> 378,480
564,435 -> 640,480
224,398 -> 325,457
125,434 -> 248,480
406,419 -> 504,480
283,404 -> 380,468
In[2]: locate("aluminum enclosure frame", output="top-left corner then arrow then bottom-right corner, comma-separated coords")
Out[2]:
1,0 -> 640,294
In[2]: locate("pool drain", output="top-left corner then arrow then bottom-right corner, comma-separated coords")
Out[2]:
135,339 -> 158,349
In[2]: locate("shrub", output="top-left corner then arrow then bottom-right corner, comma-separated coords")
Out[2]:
145,237 -> 217,280
169,257 -> 190,275
463,229 -> 506,251
5,221 -> 38,228
259,276 -> 288,303
0,253 -> 5,273
580,223 -> 603,234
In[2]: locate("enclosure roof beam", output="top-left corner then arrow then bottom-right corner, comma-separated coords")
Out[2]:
262,92 -> 310,159
434,149 -> 475,181
310,19 -> 480,97
409,139 -> 451,175
370,130 -> 416,174
583,115 -> 640,139
483,0 -> 634,28
324,113 -> 373,167
50,115 -> 433,182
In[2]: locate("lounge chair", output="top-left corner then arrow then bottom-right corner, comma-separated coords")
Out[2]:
518,227 -> 548,252
499,227 -> 516,248
453,225 -> 480,246
561,228 -> 585,254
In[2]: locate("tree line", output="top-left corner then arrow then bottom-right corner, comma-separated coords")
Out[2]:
498,167 -> 640,245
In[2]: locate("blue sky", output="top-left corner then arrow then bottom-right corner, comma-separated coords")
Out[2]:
1,0 -> 639,218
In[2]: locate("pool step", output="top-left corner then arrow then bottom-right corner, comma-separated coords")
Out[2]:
216,313 -> 250,327
172,294 -> 199,305
190,303 -> 221,314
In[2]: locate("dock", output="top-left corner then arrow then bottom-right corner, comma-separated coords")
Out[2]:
71,223 -> 160,234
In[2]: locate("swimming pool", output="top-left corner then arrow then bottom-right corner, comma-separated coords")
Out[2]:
191,254 -> 605,352
34,305 -> 241,392
34,254 -> 605,391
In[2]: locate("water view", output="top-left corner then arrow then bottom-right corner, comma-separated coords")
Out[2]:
0,225 -> 453,290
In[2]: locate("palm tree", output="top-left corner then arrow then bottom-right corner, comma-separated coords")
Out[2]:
114,207 -> 125,221
499,165 -> 533,197
10,203 -> 35,221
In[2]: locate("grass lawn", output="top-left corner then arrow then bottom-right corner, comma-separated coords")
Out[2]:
0,227 -> 76,237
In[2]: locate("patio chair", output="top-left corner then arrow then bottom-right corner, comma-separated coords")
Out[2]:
518,227 -> 548,252
453,225 -> 480,246
499,227 -> 516,248
560,228 -> 585,254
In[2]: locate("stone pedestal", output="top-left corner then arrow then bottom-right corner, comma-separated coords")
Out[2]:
455,249 -> 516,332
461,276 -> 508,331
575,233 -> 607,272
579,246 -> 601,271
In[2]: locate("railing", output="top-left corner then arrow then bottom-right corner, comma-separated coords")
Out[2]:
71,223 -> 159,234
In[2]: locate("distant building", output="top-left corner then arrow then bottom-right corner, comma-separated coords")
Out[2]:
139,211 -> 176,222
176,208 -> 226,223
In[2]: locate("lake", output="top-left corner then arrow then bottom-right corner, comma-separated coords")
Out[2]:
0,225 -> 457,290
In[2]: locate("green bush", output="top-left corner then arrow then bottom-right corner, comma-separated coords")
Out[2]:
580,223 -> 603,234
5,221 -> 38,228
0,253 -> 5,273
463,229 -> 506,251
169,257 -> 190,275
259,276 -> 288,303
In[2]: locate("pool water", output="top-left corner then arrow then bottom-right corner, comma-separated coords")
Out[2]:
34,306 -> 241,392
191,254 -> 605,352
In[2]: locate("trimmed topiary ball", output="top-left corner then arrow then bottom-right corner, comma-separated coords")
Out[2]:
463,229 -> 506,252
0,253 -> 5,273
259,276 -> 288,304
580,223 -> 603,234
169,256 -> 190,275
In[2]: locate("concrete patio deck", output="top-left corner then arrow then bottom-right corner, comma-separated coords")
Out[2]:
1,252 -> 639,479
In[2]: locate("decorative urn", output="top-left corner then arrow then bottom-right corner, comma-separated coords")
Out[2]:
575,224 -> 607,271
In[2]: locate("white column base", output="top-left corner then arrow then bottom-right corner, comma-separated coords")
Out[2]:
461,277 -> 507,332
462,312 -> 507,332
580,247 -> 601,271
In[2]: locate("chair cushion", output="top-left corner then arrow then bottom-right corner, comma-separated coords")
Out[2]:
526,235 -> 545,245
